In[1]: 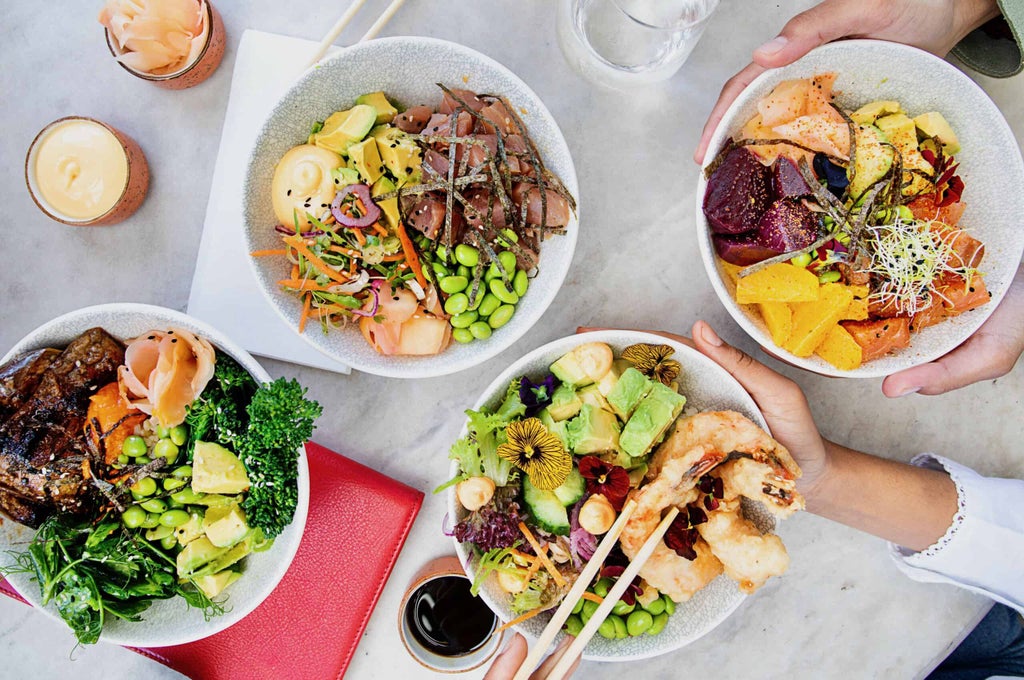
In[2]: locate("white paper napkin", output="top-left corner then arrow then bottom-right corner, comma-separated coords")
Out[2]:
187,29 -> 351,374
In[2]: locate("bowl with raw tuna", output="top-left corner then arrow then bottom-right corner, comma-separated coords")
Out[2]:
696,40 -> 1024,377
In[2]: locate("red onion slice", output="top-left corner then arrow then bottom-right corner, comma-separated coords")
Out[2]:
331,183 -> 381,229
351,279 -> 383,318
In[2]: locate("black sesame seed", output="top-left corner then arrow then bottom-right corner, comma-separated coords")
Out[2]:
147,335 -> 155,340
171,338 -> 177,343
287,189 -> 292,196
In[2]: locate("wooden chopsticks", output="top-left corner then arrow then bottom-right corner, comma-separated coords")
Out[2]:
516,505 -> 680,680
304,0 -> 407,70
511,499 -> 638,680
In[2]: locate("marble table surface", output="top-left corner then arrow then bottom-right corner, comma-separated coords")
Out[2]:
2,1 -> 1022,678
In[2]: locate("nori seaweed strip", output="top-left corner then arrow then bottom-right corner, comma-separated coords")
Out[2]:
472,230 -> 514,286
436,84 -> 510,169
120,458 -> 168,491
831,103 -> 858,201
847,181 -> 889,259
735,138 -> 848,165
882,143 -> 904,207
489,94 -> 550,229
487,159 -> 517,232
90,476 -> 125,513
736,234 -> 836,278
796,157 -> 847,225
466,250 -> 486,307
443,108 -> 462,249
376,175 -> 487,201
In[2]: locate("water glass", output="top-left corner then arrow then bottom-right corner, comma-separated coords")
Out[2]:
557,0 -> 720,88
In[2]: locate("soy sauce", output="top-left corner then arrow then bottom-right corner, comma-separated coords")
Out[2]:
405,575 -> 497,656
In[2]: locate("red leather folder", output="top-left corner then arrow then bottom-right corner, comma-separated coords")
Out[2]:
0,442 -> 423,679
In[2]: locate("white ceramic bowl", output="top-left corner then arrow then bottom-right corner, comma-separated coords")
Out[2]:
0,303 -> 309,646
244,37 -> 579,378
696,40 -> 1024,378
447,330 -> 779,661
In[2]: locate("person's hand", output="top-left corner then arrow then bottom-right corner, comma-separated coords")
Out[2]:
484,634 -> 581,680
693,0 -> 1000,164
577,323 -> 831,497
883,265 -> 1024,396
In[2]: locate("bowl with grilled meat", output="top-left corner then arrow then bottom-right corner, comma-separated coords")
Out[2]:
0,303 -> 313,646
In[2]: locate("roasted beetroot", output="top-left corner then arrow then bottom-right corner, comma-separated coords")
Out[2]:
703,148 -> 772,234
757,199 -> 821,252
772,157 -> 812,199
713,232 -> 781,266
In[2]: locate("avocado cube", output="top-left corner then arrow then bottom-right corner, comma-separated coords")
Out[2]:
848,124 -> 894,199
875,114 -> 918,154
606,368 -> 654,422
202,503 -> 250,549
620,383 -> 686,458
579,384 -> 612,412
174,510 -> 206,546
914,111 -> 960,155
349,137 -> 384,185
331,166 -> 361,189
371,175 -> 401,230
566,403 -> 621,455
192,442 -> 250,495
850,100 -> 901,125
547,383 -> 582,422
314,104 -> 376,155
596,359 -> 630,398
374,130 -> 422,184
176,536 -> 229,578
192,535 -> 255,579
538,409 -> 570,449
193,570 -> 242,599
356,91 -> 399,124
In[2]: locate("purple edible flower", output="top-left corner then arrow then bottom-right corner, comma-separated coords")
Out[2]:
519,375 -> 556,417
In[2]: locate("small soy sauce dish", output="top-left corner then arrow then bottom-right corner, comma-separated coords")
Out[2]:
399,555 -> 504,672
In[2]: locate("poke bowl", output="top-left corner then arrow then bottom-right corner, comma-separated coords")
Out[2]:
0,303 -> 312,646
446,330 -> 802,661
696,40 -> 1024,378
244,37 -> 579,379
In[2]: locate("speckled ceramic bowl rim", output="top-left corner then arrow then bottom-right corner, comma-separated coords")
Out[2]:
25,117 -> 132,226
695,39 -> 1024,378
243,36 -> 579,379
447,330 -> 770,662
0,303 -> 309,647
103,0 -> 215,81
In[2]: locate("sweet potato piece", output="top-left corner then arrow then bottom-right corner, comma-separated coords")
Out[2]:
842,298 -> 870,321
758,302 -> 793,346
841,318 -> 912,362
86,382 -> 147,465
736,263 -> 820,305
784,284 -> 854,357
815,324 -> 863,370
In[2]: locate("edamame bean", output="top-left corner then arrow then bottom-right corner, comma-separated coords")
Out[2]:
136,455 -> 151,465
117,454 -> 129,465
156,425 -> 169,439
498,250 -> 517,273
145,525 -> 174,541
131,477 -> 157,497
611,599 -> 635,617
565,614 -> 584,637
456,265 -> 471,279
452,328 -> 475,344
647,612 -> 669,636
627,610 -> 654,636
154,439 -> 179,464
488,304 -> 515,329
172,465 -> 193,479
451,311 -> 479,328
663,595 -> 675,615
790,252 -> 813,268
818,270 -> 842,284
121,505 -> 147,529
439,275 -> 468,294
167,497 -> 185,509
455,244 -> 479,267
642,596 -> 666,616
581,599 -> 599,624
598,617 -> 617,640
485,262 -> 501,282
160,509 -> 191,528
122,435 -> 147,459
571,596 -> 584,615
488,278 -> 519,305
593,578 -> 612,598
897,205 -> 914,221
612,615 -> 628,639
160,534 -> 178,550
169,425 -> 188,447
469,322 -> 492,340
141,513 -> 161,529
497,228 -> 518,246
140,499 -> 167,514
163,477 -> 187,492
171,488 -> 205,505
444,292 -> 469,315
477,293 -> 501,318
435,244 -> 452,263
432,262 -> 451,277
513,269 -> 529,297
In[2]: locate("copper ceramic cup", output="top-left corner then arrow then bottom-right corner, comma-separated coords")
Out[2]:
104,0 -> 225,90
398,555 -> 505,673
25,117 -> 149,227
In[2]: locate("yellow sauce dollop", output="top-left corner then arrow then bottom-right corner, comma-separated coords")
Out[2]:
33,120 -> 129,220
271,144 -> 343,230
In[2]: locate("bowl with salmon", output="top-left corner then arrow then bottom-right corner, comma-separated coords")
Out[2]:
0,304 -> 317,646
696,40 -> 1024,377
244,37 -> 579,378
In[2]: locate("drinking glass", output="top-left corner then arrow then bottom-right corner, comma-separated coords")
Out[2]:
557,0 -> 720,88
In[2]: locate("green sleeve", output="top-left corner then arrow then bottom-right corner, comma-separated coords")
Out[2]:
952,0 -> 1024,77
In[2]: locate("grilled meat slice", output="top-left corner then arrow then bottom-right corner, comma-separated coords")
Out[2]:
0,486 -> 48,529
0,348 -> 60,420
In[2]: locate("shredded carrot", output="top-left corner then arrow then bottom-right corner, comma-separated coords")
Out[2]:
283,236 -> 350,285
291,264 -> 300,279
395,221 -> 428,289
496,605 -> 549,633
509,548 -> 537,565
372,222 -> 389,237
525,559 -> 542,580
581,592 -> 604,604
250,248 -> 287,257
298,294 -> 312,333
353,228 -> 367,246
277,279 -> 338,291
383,253 -> 405,262
518,522 -> 566,588
315,303 -> 360,316
324,214 -> 337,225
329,246 -> 361,258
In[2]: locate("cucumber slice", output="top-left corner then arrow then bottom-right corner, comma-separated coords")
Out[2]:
552,468 -> 585,507
522,476 -> 570,536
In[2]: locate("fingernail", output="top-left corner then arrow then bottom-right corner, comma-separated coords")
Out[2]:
699,323 -> 723,347
755,36 -> 788,56
896,385 -> 922,397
